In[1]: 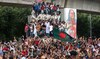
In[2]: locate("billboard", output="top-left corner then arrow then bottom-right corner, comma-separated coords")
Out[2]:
64,8 -> 77,39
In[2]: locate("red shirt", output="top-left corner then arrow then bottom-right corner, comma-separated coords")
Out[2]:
3,47 -> 9,51
21,50 -> 28,56
65,44 -> 73,51
53,6 -> 57,11
34,40 -> 40,45
24,25 -> 29,32
41,5 -> 45,10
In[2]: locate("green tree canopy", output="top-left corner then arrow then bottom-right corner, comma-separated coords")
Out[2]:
0,6 -> 31,41
77,12 -> 100,38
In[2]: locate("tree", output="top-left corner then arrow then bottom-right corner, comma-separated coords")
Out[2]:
92,14 -> 100,38
0,6 -> 31,41
77,12 -> 100,38
77,12 -> 90,37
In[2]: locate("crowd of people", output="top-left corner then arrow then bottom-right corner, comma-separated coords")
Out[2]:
0,36 -> 100,59
31,1 -> 61,21
0,1 -> 100,59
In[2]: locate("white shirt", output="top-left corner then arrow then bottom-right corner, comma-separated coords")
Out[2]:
37,14 -> 43,20
54,15 -> 58,20
46,14 -> 51,20
50,25 -> 53,31
45,22 -> 50,33
50,4 -> 54,10
21,57 -> 26,59
93,48 -> 96,52
31,45 -> 35,49
10,46 -> 15,54
33,24 -> 37,37
98,43 -> 100,47
31,10 -> 35,19
57,15 -> 61,21
57,8 -> 60,11
30,26 -> 33,32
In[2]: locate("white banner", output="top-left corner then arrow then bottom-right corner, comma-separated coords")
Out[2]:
64,8 -> 77,39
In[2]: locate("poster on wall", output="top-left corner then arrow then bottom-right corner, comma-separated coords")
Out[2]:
64,8 -> 77,39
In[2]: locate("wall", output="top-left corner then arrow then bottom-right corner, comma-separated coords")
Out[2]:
65,0 -> 100,13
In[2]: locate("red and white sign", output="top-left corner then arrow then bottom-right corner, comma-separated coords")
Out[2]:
64,8 -> 77,39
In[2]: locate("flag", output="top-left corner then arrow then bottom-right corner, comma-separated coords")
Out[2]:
59,32 -> 66,39
53,27 -> 74,42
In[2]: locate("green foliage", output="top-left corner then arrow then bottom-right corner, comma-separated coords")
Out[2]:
77,13 -> 90,37
0,6 -> 31,41
77,12 -> 100,38
92,15 -> 100,38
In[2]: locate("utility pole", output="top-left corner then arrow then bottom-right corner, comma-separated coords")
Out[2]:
89,14 -> 92,38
